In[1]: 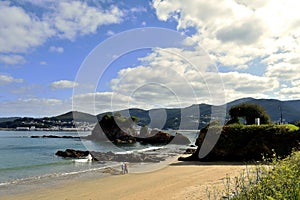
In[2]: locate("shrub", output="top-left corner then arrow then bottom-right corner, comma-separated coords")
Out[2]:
206,151 -> 300,200
232,151 -> 300,199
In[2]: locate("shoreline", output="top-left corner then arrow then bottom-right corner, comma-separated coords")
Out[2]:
1,157 -> 250,200
0,154 -> 180,195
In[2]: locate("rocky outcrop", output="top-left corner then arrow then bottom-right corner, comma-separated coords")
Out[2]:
88,115 -> 190,145
31,135 -> 80,139
179,124 -> 300,162
87,114 -> 137,144
136,130 -> 172,144
136,130 -> 190,145
55,149 -> 90,158
55,149 -> 165,163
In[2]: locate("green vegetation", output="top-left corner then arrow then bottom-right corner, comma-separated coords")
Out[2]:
197,123 -> 300,161
204,103 -> 300,199
228,103 -> 271,125
211,151 -> 300,200
235,151 -> 300,199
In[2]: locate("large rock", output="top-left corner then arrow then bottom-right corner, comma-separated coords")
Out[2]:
136,130 -> 190,145
87,114 -> 137,144
55,149 -> 90,158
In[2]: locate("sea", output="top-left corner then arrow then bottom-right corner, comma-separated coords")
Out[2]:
0,130 -> 198,195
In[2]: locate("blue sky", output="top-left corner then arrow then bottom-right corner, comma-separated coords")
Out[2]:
0,0 -> 300,117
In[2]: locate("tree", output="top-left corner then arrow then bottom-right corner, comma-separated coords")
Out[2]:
228,103 -> 271,125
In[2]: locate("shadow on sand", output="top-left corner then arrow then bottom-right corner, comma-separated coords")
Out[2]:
170,160 -> 251,166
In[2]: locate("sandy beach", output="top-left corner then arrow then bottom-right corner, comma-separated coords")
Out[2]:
1,161 -> 249,200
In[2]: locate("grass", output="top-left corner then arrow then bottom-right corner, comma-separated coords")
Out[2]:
206,150 -> 300,200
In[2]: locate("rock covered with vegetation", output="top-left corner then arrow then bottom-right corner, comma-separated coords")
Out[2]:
186,124 -> 300,161
87,114 -> 137,144
180,103 -> 300,162
88,114 -> 190,145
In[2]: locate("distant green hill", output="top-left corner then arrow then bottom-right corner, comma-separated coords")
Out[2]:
1,98 -> 299,129
50,111 -> 97,122
227,98 -> 300,123
0,117 -> 20,123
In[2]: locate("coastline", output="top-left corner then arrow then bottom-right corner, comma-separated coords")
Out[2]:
1,158 -> 250,200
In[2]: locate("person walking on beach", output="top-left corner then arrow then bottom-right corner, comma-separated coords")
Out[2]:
124,162 -> 128,174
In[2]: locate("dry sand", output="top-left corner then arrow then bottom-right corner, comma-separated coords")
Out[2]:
1,161 -> 249,200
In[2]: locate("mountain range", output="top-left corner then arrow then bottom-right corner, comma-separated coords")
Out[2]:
1,98 -> 299,130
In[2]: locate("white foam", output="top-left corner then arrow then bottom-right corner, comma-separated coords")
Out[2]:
115,146 -> 165,155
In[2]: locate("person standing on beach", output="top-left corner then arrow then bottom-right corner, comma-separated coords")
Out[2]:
121,162 -> 125,174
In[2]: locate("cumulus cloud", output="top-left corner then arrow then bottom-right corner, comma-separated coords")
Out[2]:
0,3 -> 54,53
72,47 -> 283,114
216,18 -> 265,45
265,63 -> 299,81
220,72 -> 279,101
47,1 -> 124,40
0,2 -> 54,53
152,0 -> 300,70
50,80 -> 78,89
150,0 -> 300,102
73,92 -> 134,114
0,1 -> 124,53
43,43 -> 286,115
278,87 -> 300,99
0,74 -> 23,85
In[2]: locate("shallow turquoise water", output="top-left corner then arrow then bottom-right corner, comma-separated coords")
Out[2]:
0,130 -> 198,186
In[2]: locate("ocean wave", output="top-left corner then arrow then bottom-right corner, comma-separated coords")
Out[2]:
0,162 -> 121,188
114,146 -> 165,154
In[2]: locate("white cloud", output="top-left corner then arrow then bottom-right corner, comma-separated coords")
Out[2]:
0,1 -> 124,53
71,47 -> 283,114
220,72 -> 279,101
0,2 -> 54,53
0,98 -> 69,117
276,80 -> 300,99
130,7 -> 147,13
0,74 -> 23,85
0,54 -> 26,65
47,1 -> 124,40
278,87 -> 300,99
265,63 -> 299,81
152,0 -> 300,71
73,92 -> 134,114
49,46 -> 64,53
50,80 -> 78,89
216,17 -> 265,45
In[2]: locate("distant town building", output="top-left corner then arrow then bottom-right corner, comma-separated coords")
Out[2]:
16,127 -> 30,131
